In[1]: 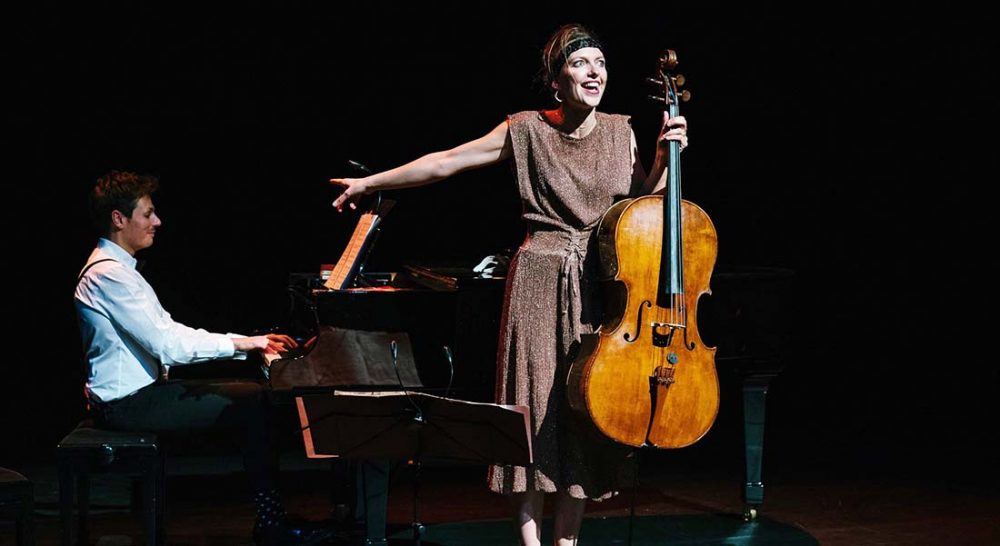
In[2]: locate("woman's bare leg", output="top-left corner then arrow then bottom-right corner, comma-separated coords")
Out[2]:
511,490 -> 545,546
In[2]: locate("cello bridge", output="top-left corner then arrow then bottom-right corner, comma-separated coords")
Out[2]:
651,321 -> 685,329
651,322 -> 684,347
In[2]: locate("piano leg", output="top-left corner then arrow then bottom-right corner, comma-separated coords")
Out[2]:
356,459 -> 389,545
742,367 -> 778,521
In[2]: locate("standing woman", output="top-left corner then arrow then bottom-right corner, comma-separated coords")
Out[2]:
330,24 -> 688,546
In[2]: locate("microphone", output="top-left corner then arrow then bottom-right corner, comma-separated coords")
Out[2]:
348,159 -> 373,176
390,340 -> 423,423
442,346 -> 454,397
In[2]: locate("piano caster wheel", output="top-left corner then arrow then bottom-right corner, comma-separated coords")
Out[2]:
743,506 -> 758,521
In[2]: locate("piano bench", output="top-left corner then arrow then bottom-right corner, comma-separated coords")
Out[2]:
56,423 -> 165,546
0,467 -> 34,546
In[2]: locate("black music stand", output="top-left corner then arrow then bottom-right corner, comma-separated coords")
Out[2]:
296,391 -> 532,545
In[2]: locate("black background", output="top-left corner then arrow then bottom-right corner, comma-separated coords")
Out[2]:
5,4 -> 995,484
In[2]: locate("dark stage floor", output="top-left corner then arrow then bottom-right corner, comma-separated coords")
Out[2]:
4,446 -> 999,546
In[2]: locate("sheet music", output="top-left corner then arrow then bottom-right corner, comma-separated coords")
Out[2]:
323,199 -> 395,290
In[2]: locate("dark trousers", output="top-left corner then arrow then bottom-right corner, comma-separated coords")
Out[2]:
92,379 -> 277,492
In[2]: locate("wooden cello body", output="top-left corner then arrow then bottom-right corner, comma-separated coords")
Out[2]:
567,50 -> 719,448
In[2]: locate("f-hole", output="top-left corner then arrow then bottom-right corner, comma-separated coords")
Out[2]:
623,301 -> 653,343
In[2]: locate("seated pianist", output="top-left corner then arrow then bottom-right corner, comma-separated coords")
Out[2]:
73,170 -> 329,546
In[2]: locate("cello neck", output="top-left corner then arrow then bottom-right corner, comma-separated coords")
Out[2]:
655,51 -> 688,312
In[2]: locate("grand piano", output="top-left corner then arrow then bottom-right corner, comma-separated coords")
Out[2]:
264,198 -> 505,401
264,265 -> 505,401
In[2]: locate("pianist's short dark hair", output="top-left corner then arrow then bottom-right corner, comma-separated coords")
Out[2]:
90,170 -> 160,235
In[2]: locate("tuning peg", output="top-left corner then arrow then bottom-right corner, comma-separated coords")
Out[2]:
680,90 -> 692,102
673,74 -> 686,87
645,77 -> 665,87
647,94 -> 665,103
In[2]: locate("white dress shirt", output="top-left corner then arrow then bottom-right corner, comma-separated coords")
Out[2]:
75,238 -> 244,402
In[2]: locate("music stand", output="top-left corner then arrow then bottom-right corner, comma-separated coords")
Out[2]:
296,391 -> 532,545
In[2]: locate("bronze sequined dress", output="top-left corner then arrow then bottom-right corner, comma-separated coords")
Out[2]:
487,111 -> 641,500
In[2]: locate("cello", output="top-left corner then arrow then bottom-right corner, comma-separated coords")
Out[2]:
567,50 -> 719,448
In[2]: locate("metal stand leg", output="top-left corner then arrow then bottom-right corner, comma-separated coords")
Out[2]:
411,460 -> 425,546
357,459 -> 389,546
627,448 -> 641,546
742,371 -> 776,521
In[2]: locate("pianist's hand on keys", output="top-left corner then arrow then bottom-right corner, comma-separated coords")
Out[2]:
234,334 -> 298,362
